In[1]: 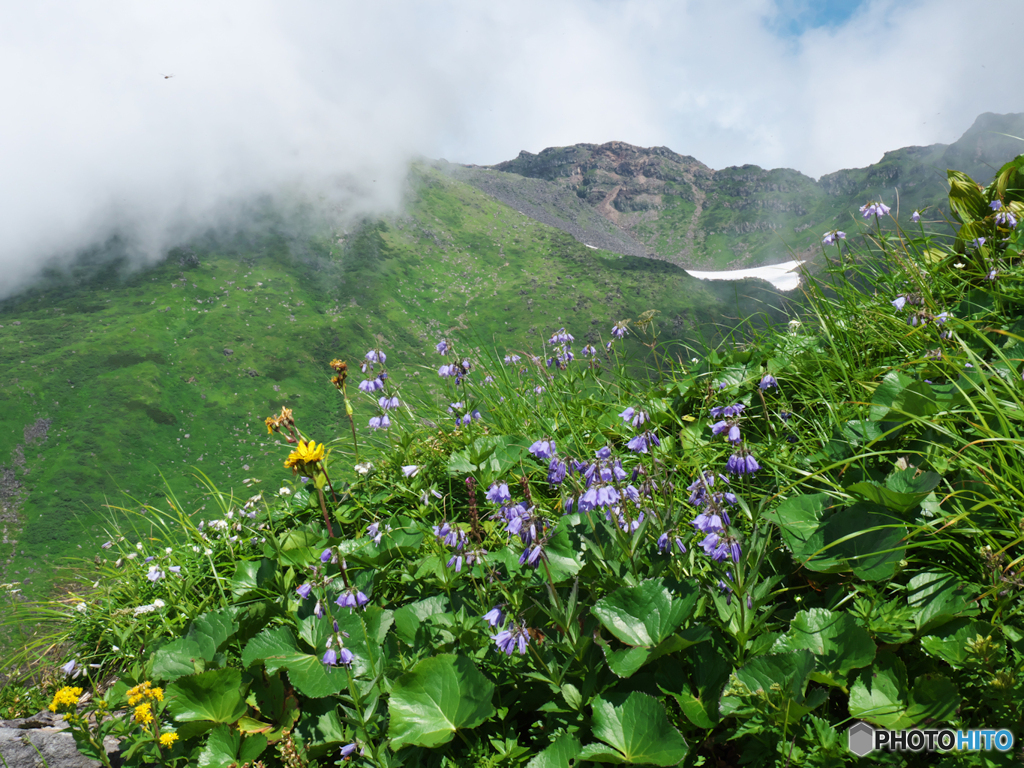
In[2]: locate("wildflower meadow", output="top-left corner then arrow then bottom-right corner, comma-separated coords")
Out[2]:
4,155 -> 1024,767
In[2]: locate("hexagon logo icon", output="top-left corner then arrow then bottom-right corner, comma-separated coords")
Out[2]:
847,722 -> 875,756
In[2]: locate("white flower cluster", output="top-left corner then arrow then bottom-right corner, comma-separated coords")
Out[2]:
133,598 -> 166,616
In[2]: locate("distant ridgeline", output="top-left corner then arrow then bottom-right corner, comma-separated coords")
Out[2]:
450,112 -> 1024,271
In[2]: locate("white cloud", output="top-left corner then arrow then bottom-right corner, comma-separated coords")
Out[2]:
0,0 -> 1019,296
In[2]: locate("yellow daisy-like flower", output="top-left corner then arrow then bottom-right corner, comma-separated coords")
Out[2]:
48,686 -> 83,712
285,439 -> 325,471
265,415 -> 281,434
159,732 -> 179,748
134,702 -> 154,726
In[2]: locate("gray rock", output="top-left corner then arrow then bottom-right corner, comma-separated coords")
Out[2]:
0,716 -> 121,768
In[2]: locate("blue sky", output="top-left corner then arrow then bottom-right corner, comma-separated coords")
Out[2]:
770,0 -> 866,36
0,0 -> 1021,293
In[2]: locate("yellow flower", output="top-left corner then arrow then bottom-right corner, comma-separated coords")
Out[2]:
285,440 -> 325,471
134,702 -> 153,725
48,686 -> 83,712
127,681 -> 154,706
149,687 -> 164,702
265,415 -> 280,434
159,732 -> 179,748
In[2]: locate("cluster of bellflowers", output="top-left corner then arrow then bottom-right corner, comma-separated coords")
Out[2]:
687,471 -> 742,565
890,293 -> 951,333
479,479 -> 548,656
546,328 -> 575,370
358,349 -> 401,430
294,549 -> 370,668
860,200 -> 891,220
436,338 -> 474,385
448,401 -> 482,427
710,402 -> 760,476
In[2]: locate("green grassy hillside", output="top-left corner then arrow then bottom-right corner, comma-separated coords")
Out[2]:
0,164 -> 789,595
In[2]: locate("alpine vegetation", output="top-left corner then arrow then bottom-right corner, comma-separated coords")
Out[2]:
4,156 -> 1024,767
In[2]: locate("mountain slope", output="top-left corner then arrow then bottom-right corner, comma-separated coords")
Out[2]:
0,164 -> 788,594
456,112 -> 1024,270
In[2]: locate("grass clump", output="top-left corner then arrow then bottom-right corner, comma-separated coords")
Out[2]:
4,158 -> 1024,767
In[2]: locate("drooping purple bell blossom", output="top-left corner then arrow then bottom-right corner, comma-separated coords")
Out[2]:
726,450 -> 760,476
483,606 -> 505,628
758,374 -> 778,391
822,230 -> 846,246
529,439 -> 556,459
436,340 -> 449,354
486,483 -> 511,504
492,623 -> 531,655
547,457 -> 567,485
860,201 -> 891,219
365,349 -> 386,364
611,321 -> 629,339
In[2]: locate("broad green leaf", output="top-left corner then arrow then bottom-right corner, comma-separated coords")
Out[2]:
197,725 -> 267,768
526,733 -> 581,768
849,651 -> 960,729
604,627 -> 712,679
660,642 -> 731,728
920,620 -> 998,668
907,571 -> 977,633
763,494 -> 843,572
152,638 -> 206,681
592,579 -> 693,647
820,503 -> 906,581
948,169 -> 989,223
388,654 -> 496,750
394,596 -> 449,645
581,692 -> 688,766
190,608 -> 240,653
241,627 -> 347,698
230,559 -> 277,598
539,517 -> 582,583
722,651 -> 818,722
869,372 -> 939,423
847,467 -> 941,515
166,668 -> 248,723
771,608 -> 875,686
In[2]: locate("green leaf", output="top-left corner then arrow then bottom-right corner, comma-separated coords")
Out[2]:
580,692 -> 688,766
771,608 -> 875,686
152,638 -> 206,681
526,733 -> 581,768
539,517 -> 582,583
948,169 -> 990,223
849,651 -> 960,729
394,596 -> 449,645
659,642 -> 731,728
847,467 -> 941,515
907,571 -> 978,634
388,654 -> 496,750
819,503 -> 907,581
869,371 -> 939,423
241,627 -> 347,698
763,494 -> 843,572
197,725 -> 267,768
920,620 -> 998,668
592,579 -> 693,647
723,651 -> 819,722
230,559 -> 277,598
166,668 -> 248,723
448,435 -> 529,483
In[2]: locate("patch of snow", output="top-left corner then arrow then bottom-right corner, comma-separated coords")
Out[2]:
685,260 -> 805,292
